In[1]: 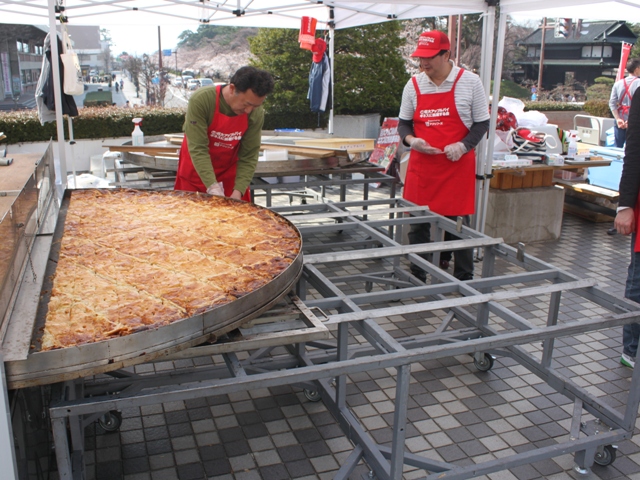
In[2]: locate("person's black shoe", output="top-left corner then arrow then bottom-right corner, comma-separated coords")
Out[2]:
411,269 -> 427,282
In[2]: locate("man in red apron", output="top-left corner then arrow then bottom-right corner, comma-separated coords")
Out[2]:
175,66 -> 274,200
614,89 -> 640,368
609,58 -> 640,148
398,31 -> 490,282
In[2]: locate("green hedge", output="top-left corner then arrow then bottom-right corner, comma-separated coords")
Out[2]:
0,107 -> 187,144
582,100 -> 613,118
523,101 -> 584,112
1,106 -> 345,144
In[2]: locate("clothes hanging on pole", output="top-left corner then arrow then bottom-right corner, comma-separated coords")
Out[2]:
36,32 -> 78,125
308,39 -> 331,113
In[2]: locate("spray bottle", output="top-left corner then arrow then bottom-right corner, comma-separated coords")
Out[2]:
132,118 -> 144,146
567,130 -> 578,158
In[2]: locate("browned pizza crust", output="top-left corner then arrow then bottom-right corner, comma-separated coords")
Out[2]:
41,189 -> 301,350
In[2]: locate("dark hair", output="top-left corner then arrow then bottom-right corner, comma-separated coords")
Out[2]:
627,58 -> 640,74
438,49 -> 449,57
230,66 -> 274,97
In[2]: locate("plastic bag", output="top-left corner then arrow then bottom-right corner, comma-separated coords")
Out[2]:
61,29 -> 84,96
517,110 -> 548,128
498,96 -> 548,128
498,96 -> 525,116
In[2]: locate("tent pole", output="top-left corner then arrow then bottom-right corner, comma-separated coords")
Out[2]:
474,5 -> 495,235
48,0 -> 68,196
479,10 -> 507,237
328,22 -> 334,135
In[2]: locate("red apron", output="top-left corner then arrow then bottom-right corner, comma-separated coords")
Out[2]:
175,85 -> 251,200
618,77 -> 639,119
402,69 -> 475,216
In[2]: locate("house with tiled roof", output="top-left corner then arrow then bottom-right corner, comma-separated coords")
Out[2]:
514,20 -> 637,90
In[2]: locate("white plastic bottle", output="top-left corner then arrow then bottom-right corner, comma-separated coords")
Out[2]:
132,118 -> 144,146
567,131 -> 578,157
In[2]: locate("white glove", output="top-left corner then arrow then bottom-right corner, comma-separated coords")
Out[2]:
409,137 -> 443,155
444,142 -> 467,162
206,182 -> 225,196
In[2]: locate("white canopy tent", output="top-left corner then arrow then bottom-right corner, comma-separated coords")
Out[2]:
501,0 -> 640,22
7,0 -> 489,28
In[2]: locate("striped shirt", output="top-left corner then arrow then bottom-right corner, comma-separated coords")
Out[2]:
399,62 -> 490,128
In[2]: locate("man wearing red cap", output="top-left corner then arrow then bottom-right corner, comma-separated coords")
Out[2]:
399,30 -> 490,282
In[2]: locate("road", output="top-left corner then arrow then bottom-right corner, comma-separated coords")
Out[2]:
75,72 -> 191,109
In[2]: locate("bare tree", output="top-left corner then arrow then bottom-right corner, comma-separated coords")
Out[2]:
100,28 -> 112,74
123,55 -> 142,99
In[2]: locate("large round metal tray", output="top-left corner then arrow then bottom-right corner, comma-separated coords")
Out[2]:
5,190 -> 302,389
116,136 -> 368,176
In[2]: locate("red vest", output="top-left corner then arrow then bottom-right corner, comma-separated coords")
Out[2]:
402,69 -> 475,216
175,85 -> 250,200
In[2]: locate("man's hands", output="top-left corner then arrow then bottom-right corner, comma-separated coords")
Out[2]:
206,182 -> 245,201
616,118 -> 628,130
206,182 -> 225,196
409,137 -> 443,155
614,208 -> 635,235
444,142 -> 467,162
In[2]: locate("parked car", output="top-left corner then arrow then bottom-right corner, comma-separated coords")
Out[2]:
199,78 -> 214,87
187,78 -> 200,90
173,78 -> 183,87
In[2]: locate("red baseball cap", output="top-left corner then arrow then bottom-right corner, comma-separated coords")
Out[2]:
312,37 -> 326,62
411,31 -> 450,58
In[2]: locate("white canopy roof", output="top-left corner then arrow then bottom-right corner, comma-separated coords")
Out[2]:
4,0 -> 489,29
501,0 -> 640,23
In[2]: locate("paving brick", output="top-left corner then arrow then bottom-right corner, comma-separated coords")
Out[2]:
176,462 -> 205,480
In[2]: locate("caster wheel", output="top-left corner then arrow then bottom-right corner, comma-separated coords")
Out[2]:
303,389 -> 322,402
594,445 -> 617,467
98,410 -> 122,432
474,353 -> 494,372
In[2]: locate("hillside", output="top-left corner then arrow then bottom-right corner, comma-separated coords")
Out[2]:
170,26 -> 257,81
177,39 -> 253,81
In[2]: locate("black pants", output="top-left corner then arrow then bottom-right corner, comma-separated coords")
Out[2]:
408,215 -> 474,281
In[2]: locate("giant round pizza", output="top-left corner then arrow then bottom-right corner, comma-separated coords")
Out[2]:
41,189 -> 302,350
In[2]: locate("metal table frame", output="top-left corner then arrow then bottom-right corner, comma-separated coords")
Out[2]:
8,197 -> 640,480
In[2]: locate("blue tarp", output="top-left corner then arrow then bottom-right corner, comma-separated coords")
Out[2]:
586,146 -> 625,191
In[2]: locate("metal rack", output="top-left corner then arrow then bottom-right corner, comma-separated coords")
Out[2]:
31,196 -> 640,480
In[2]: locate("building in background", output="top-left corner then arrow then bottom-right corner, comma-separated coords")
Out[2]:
65,24 -> 105,78
0,23 -> 104,111
0,24 -> 47,109
515,20 -> 637,90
